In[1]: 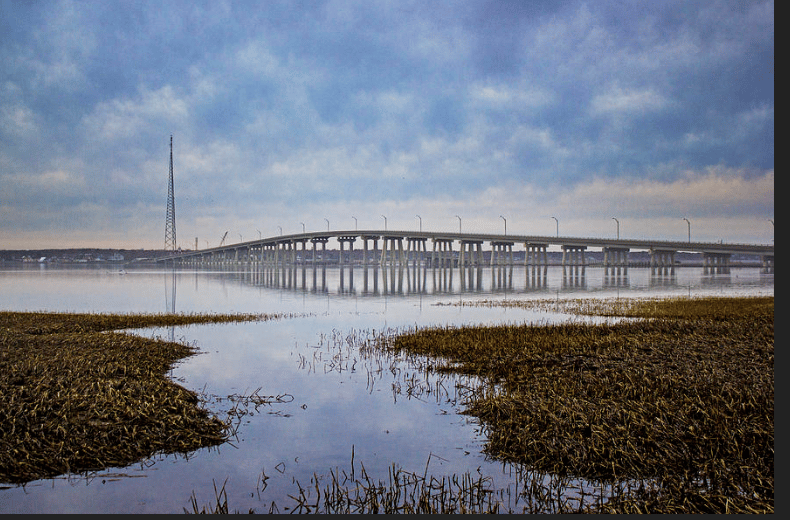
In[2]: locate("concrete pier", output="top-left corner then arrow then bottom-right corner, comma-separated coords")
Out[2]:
702,252 -> 731,274
490,241 -> 514,266
459,240 -> 484,267
562,245 -> 587,266
649,248 -> 676,269
380,236 -> 406,266
525,242 -> 549,267
337,236 -> 356,265
432,238 -> 455,267
311,237 -> 329,265
406,237 -> 428,266
361,235 -> 379,266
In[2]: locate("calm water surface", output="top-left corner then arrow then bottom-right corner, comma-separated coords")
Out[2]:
0,264 -> 773,513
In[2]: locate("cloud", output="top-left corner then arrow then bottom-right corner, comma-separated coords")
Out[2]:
559,167 -> 774,220
81,85 -> 190,142
590,86 -> 669,116
0,0 -> 774,249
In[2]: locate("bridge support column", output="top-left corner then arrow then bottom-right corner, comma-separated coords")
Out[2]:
380,237 -> 405,266
650,249 -> 676,269
338,237 -> 356,265
432,238 -> 454,267
562,245 -> 587,266
407,237 -> 428,267
525,243 -> 549,267
703,252 -> 730,274
311,237 -> 329,265
294,239 -> 307,265
649,248 -> 676,275
361,236 -> 379,266
266,244 -> 275,266
603,247 -> 629,269
490,241 -> 514,266
459,240 -> 483,267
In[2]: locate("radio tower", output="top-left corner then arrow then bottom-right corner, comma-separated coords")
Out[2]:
164,135 -> 177,252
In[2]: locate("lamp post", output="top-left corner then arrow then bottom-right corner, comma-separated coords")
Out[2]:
301,222 -> 305,233
416,215 -> 422,232
325,218 -> 330,231
612,217 -> 619,239
500,215 -> 507,235
551,216 -> 558,237
682,218 -> 691,242
352,216 -> 357,230
381,215 -> 387,231
456,215 -> 461,233
277,226 -> 282,236
257,229 -> 262,240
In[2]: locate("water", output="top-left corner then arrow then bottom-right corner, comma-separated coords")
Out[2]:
0,263 -> 773,513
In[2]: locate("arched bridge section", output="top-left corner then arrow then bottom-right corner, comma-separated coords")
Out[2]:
158,230 -> 774,271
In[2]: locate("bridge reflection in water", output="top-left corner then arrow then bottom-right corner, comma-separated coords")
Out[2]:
178,262 -> 747,299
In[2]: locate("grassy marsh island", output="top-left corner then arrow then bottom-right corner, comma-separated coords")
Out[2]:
0,311 -> 285,484
366,296 -> 774,513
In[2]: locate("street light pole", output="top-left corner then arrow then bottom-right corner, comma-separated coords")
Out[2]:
301,222 -> 305,233
682,218 -> 691,242
352,216 -> 357,230
325,218 -> 330,231
416,215 -> 422,232
500,215 -> 507,235
381,215 -> 387,231
612,217 -> 619,239
456,215 -> 461,233
551,216 -> 558,237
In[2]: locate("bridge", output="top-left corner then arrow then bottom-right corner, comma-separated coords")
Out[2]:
158,230 -> 774,271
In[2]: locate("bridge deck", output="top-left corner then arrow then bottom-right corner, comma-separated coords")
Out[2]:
160,229 -> 773,261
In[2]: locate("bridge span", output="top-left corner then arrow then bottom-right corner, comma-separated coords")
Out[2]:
158,230 -> 774,271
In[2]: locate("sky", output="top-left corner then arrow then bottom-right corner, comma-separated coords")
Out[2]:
0,0 -> 773,250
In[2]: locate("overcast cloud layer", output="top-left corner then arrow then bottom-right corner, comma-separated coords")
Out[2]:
1,0 -> 774,249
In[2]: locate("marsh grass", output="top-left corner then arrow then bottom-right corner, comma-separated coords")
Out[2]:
0,310 -> 286,484
365,296 -> 774,513
3,297 -> 773,514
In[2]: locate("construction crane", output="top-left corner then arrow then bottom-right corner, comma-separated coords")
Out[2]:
219,231 -> 228,247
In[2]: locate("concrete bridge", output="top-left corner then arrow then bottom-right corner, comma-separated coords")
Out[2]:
159,230 -> 774,271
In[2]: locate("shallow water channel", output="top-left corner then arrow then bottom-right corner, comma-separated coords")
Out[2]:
0,264 -> 774,513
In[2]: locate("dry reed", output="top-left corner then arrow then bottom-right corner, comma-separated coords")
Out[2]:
366,296 -> 774,513
0,310 -> 283,484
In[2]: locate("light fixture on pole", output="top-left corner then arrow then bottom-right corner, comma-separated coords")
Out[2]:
612,217 -> 619,239
416,215 -> 422,232
682,218 -> 691,242
500,215 -> 507,235
456,215 -> 461,233
551,216 -> 558,237
381,215 -> 387,231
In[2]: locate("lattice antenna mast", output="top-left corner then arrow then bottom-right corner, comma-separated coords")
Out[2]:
164,134 -> 177,252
